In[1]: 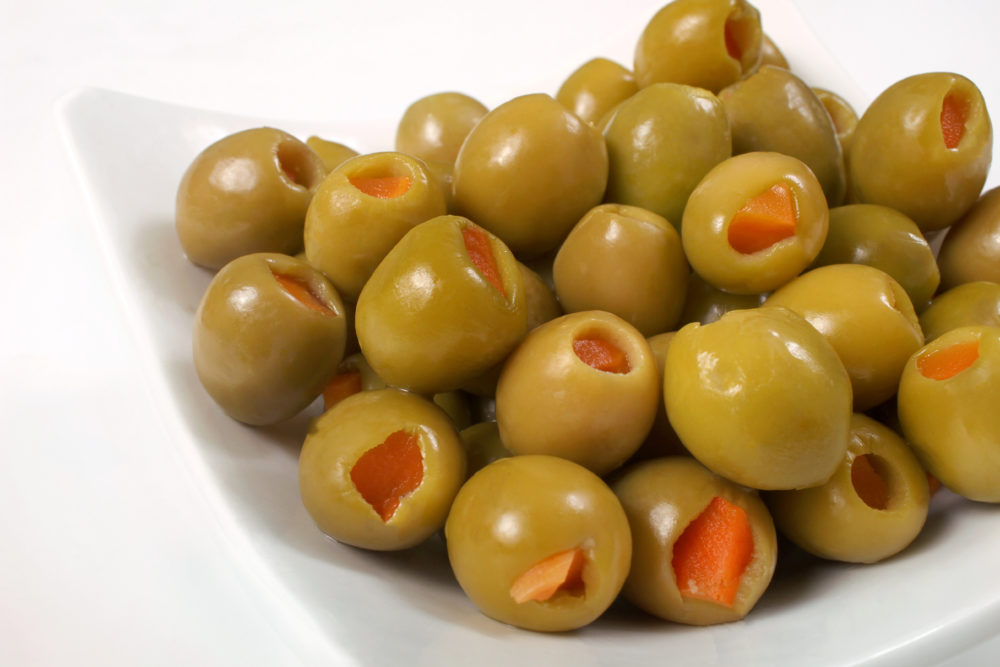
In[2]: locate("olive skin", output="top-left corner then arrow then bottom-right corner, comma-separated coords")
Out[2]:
555,57 -> 638,126
612,457 -> 777,625
355,215 -> 527,395
496,310 -> 660,476
919,281 -> 1000,342
634,0 -> 762,93
813,88 -> 859,153
457,421 -> 511,478
452,93 -> 609,257
759,33 -> 789,70
766,413 -> 929,564
193,253 -> 347,425
553,204 -> 689,336
445,455 -> 632,632
394,92 -> 488,167
898,326 -> 1000,502
305,136 -> 359,173
682,152 -> 829,294
678,272 -> 766,326
848,72 -> 993,232
304,151 -> 447,302
602,83 -> 732,229
632,332 -> 687,461
664,307 -> 852,490
299,389 -> 466,550
812,204 -> 940,313
937,186 -> 1000,289
765,264 -> 924,411
176,127 -> 326,270
719,66 -> 846,206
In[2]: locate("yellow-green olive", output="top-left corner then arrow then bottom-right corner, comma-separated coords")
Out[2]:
632,332 -> 687,461
394,92 -> 488,167
813,87 -> 859,153
919,281 -> 1000,342
759,33 -> 789,70
678,272 -> 766,326
176,127 -> 326,269
457,421 -> 511,478
555,57 -> 638,126
305,136 -> 359,173
766,413 -> 929,563
937,186 -> 1000,289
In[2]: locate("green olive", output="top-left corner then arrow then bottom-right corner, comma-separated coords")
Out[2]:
553,204 -> 689,336
678,272 -> 766,326
612,457 -> 776,625
602,83 -> 732,229
176,127 -> 326,269
632,332 -> 687,461
719,66 -> 846,206
193,253 -> 346,425
394,92 -> 488,167
759,33 -> 789,70
848,72 -> 993,232
937,186 -> 1000,289
496,310 -> 660,475
664,307 -> 851,490
813,88 -> 859,153
555,57 -> 638,126
919,281 -> 1000,342
812,204 -> 940,312
765,413 -> 929,563
682,152 -> 829,294
457,421 -> 510,478
299,389 -> 466,550
765,264 -> 924,411
634,0 -> 762,93
355,215 -> 527,395
452,93 -> 608,257
445,455 -> 631,632
303,151 -> 447,302
897,326 -> 1000,502
305,136 -> 359,173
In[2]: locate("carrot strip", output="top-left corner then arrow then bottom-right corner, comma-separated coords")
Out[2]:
727,181 -> 798,254
672,496 -> 754,608
573,338 -> 630,374
350,430 -> 423,522
917,339 -> 979,380
349,175 -> 412,199
272,272 -> 335,315
941,91 -> 970,149
322,370 -> 362,412
851,454 -> 890,510
462,226 -> 506,296
510,547 -> 586,604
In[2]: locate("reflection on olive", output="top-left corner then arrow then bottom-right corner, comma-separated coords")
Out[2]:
937,186 -> 1000,289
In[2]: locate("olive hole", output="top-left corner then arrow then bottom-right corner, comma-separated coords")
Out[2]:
940,89 -> 970,149
270,268 -> 335,316
724,9 -> 758,72
851,454 -> 891,510
573,334 -> 631,374
277,140 -> 322,189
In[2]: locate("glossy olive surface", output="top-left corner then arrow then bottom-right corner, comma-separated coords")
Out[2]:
602,83 -> 731,228
664,307 -> 851,490
937,186 -> 1000,289
634,0 -> 762,93
177,127 -> 326,269
305,136 -> 359,173
556,57 -> 638,126
304,151 -> 447,302
719,66 -> 845,206
452,93 -> 608,257
812,204 -> 940,312
553,204 -> 689,336
445,455 -> 631,632
496,310 -> 660,475
395,92 -> 488,166
766,413 -> 929,563
193,253 -> 346,425
920,281 -> 1000,342
299,389 -> 466,550
813,88 -> 859,153
612,457 -> 776,625
682,152 -> 829,294
848,72 -> 993,231
355,215 -> 526,395
897,326 -> 1000,502
765,264 -> 924,411
678,272 -> 766,326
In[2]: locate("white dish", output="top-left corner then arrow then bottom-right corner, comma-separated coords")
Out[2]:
56,1 -> 1000,664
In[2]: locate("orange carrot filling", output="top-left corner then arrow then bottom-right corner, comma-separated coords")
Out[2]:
350,430 -> 423,522
851,454 -> 890,510
322,370 -> 362,411
272,271 -> 335,315
940,91 -> 970,149
509,547 -> 586,604
728,181 -> 798,254
672,496 -> 754,608
349,175 -> 412,199
573,338 -> 630,374
917,339 -> 979,380
461,226 -> 506,296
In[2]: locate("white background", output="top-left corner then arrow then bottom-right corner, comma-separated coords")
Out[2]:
2,1 -> 999,664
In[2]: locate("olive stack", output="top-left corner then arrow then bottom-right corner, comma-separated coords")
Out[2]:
175,0 -> 999,633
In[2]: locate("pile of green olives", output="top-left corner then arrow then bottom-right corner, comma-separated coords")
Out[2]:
174,0 -> 1000,638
